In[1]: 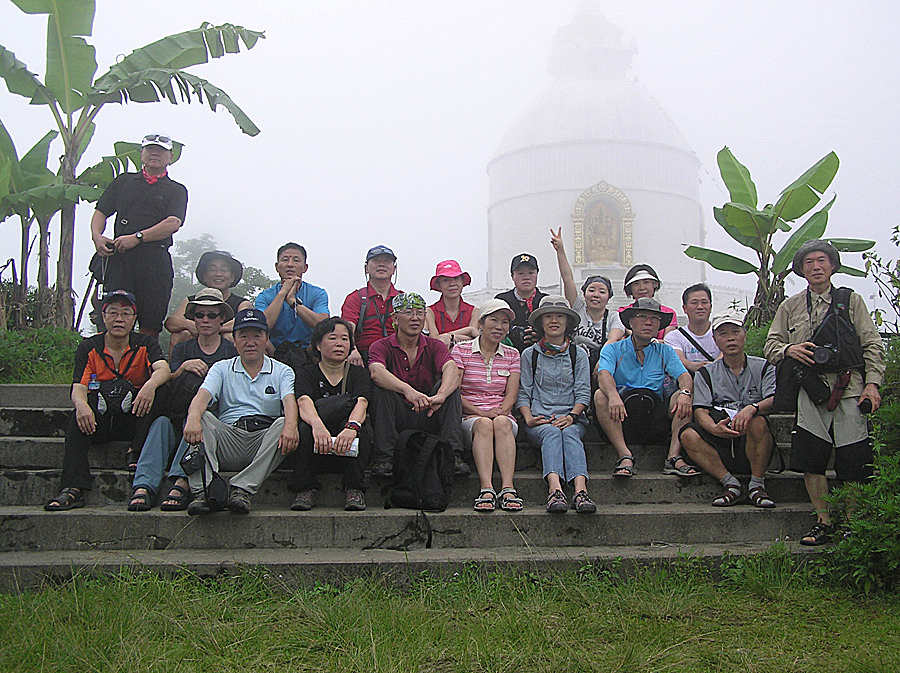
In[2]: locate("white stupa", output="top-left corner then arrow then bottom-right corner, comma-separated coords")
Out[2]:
479,3 -> 744,313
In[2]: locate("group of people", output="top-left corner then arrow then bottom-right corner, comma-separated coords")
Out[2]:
43,134 -> 885,547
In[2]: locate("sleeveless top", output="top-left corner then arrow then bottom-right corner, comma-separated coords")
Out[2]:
429,297 -> 474,334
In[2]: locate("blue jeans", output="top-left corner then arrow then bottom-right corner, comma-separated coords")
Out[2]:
132,417 -> 190,496
525,422 -> 588,484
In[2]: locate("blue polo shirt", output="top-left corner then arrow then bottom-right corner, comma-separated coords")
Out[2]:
201,355 -> 295,424
255,280 -> 329,347
597,338 -> 687,397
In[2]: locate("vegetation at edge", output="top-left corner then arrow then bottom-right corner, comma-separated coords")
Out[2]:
1,555 -> 898,673
0,326 -> 80,383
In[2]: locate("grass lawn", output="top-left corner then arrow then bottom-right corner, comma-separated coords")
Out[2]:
0,551 -> 897,673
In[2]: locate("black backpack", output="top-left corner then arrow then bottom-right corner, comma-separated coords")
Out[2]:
384,429 -> 452,513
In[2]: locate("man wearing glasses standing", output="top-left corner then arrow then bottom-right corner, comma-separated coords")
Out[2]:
45,290 -> 171,510
90,133 -> 188,338
368,293 -> 466,478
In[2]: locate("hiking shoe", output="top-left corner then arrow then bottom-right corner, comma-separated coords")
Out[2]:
571,490 -> 597,514
344,489 -> 366,511
546,489 -> 568,513
800,521 -> 833,546
452,454 -> 471,477
228,487 -> 252,514
187,496 -> 212,516
291,489 -> 315,511
370,461 -> 393,478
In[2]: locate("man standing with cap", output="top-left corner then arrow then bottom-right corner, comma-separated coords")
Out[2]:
368,292 -> 466,478
91,133 -> 188,338
342,245 -> 402,365
256,243 -> 329,369
765,239 -> 884,546
495,253 -> 547,352
594,297 -> 698,479
183,308 -> 299,514
680,311 -> 777,508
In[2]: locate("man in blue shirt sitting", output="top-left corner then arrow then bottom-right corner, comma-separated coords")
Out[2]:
255,242 -> 329,370
594,297 -> 698,479
183,308 -> 299,514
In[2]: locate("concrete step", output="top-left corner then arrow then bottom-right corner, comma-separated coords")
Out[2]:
0,503 -> 813,552
0,435 -> 792,475
3,466 -> 814,508
0,408 -> 70,437
0,384 -> 71,408
0,542 -> 823,592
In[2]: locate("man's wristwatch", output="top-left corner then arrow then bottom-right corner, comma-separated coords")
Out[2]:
134,231 -> 143,245
750,403 -> 760,414
680,389 -> 692,397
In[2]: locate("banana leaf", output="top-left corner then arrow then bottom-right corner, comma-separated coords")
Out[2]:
773,151 -> 839,222
717,147 -> 757,208
771,196 -> 835,274
684,246 -> 758,274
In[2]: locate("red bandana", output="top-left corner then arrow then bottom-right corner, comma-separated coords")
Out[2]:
142,167 -> 167,185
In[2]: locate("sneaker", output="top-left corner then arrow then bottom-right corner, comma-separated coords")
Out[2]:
228,487 -> 252,514
187,496 -> 212,516
453,454 -> 471,477
546,489 -> 568,513
571,490 -> 597,514
344,489 -> 366,511
291,489 -> 315,511
370,461 -> 393,478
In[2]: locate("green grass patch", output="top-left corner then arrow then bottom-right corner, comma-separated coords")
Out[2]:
0,327 -> 81,383
1,556 -> 898,672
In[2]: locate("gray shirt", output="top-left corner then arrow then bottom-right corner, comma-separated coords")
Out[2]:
693,355 -> 775,413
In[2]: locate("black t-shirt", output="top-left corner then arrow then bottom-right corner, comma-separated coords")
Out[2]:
294,362 -> 372,402
170,337 -> 237,373
95,172 -> 188,247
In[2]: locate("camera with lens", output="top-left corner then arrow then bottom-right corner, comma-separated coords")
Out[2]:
509,324 -> 526,340
179,444 -> 204,475
813,343 -> 838,366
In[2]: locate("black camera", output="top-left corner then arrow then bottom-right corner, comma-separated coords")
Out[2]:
813,344 -> 838,366
179,444 -> 204,475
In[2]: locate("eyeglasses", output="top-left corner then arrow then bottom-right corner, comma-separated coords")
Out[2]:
193,311 -> 221,320
142,134 -> 171,145
631,313 -> 662,323
396,309 -> 425,317
104,310 -> 135,319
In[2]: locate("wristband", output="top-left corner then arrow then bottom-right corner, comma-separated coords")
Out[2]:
566,413 -> 579,423
750,403 -> 760,414
344,420 -> 361,432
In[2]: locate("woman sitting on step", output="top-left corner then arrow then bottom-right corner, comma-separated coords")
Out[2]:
450,299 -> 522,512
287,317 -> 372,512
425,259 -> 480,348
516,296 -> 596,514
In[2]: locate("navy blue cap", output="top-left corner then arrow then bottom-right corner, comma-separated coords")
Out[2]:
101,290 -> 137,310
366,245 -> 396,262
232,308 -> 268,333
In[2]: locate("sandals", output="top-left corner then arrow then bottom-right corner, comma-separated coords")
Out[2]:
125,448 -> 138,471
712,483 -> 743,507
748,486 -> 776,509
160,483 -> 193,512
497,487 -> 523,512
127,487 -> 153,512
800,521 -> 833,546
663,456 -> 702,477
44,487 -> 85,511
612,454 -> 635,478
546,489 -> 568,513
571,490 -> 597,514
474,488 -> 497,512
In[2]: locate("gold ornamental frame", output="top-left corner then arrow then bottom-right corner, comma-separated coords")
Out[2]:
571,181 -> 634,265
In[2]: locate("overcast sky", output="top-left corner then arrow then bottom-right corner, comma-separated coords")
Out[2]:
1,0 -> 898,317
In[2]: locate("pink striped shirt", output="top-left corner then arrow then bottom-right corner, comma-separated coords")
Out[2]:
451,338 -> 520,412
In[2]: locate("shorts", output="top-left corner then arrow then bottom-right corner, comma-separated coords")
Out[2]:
679,420 -> 773,475
461,415 -> 518,449
104,245 -> 173,332
790,424 -> 873,483
621,390 -> 672,445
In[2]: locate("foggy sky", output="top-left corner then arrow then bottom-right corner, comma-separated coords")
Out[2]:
1,0 -> 898,318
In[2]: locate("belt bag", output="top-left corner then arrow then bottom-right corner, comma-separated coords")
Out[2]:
233,414 -> 276,432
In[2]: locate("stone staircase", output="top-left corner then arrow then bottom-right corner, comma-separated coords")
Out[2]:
0,384 -> 820,590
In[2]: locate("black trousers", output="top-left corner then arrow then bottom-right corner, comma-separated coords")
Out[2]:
59,395 -> 163,491
371,382 -> 463,464
288,416 -> 372,492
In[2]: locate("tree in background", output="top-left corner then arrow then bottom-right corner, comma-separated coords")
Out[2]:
864,225 -> 900,335
684,148 -> 875,327
0,0 -> 263,328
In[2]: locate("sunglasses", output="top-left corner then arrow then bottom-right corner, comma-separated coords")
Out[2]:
142,134 -> 171,145
193,311 -> 221,320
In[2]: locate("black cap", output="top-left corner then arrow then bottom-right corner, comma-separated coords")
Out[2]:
510,253 -> 539,273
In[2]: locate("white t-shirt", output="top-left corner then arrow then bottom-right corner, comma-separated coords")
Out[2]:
663,325 -> 720,363
572,296 -> 624,346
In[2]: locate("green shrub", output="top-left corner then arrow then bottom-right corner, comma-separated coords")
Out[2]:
0,327 -> 81,383
744,321 -> 769,358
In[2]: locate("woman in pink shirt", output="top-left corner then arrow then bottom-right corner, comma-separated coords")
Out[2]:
451,300 -> 522,512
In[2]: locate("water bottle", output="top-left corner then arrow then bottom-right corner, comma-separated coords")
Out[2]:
88,374 -> 100,391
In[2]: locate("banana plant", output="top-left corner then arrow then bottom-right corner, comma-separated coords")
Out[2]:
685,147 -> 875,326
0,0 -> 263,327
